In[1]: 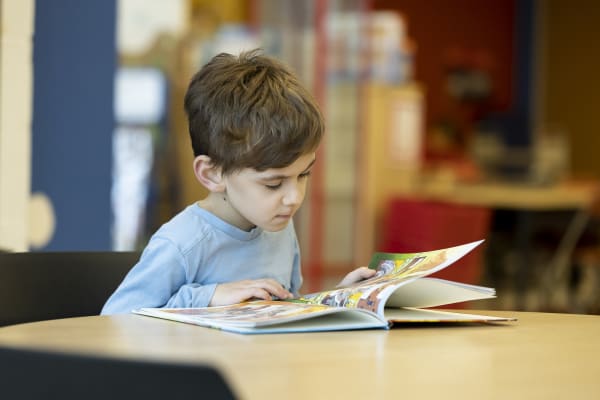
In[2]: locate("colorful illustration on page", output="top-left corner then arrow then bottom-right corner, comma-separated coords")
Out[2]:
160,301 -> 331,324
299,249 -> 450,313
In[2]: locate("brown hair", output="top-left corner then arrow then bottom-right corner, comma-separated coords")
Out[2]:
184,49 -> 324,175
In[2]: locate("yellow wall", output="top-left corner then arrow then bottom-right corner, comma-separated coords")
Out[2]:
190,0 -> 248,23
543,0 -> 600,178
356,84 -> 425,262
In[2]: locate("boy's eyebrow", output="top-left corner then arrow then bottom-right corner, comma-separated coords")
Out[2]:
261,158 -> 316,180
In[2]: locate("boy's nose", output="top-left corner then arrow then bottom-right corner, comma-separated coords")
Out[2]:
283,184 -> 304,206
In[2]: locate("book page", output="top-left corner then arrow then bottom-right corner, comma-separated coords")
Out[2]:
384,277 -> 495,309
383,307 -> 516,323
298,240 -> 484,315
143,301 -> 333,327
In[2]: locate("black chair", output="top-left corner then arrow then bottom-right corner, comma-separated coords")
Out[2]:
0,345 -> 237,400
0,251 -> 140,326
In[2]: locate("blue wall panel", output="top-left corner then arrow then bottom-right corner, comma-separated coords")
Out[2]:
32,0 -> 116,250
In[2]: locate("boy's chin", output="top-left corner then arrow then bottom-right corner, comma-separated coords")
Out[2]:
260,220 -> 290,232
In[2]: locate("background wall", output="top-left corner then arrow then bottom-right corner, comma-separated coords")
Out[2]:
372,0 -> 516,151
10,0 -> 600,255
542,0 -> 600,178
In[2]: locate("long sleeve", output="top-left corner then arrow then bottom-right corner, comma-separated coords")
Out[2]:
101,204 -> 302,314
101,238 -> 216,314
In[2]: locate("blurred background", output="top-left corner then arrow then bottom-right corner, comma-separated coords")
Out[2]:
2,0 -> 600,314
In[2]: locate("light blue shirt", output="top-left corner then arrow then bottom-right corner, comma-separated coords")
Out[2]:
101,204 -> 302,314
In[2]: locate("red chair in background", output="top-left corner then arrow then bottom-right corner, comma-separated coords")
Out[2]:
380,198 -> 492,287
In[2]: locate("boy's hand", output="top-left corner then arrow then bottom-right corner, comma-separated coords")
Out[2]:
336,267 -> 377,288
209,279 -> 293,306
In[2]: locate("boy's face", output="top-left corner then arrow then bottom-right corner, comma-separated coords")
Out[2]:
220,152 -> 316,232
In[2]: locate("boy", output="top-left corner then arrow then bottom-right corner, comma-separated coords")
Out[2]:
102,49 -> 374,314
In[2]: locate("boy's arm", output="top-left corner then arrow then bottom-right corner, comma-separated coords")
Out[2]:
101,239 -> 190,314
102,229 -> 298,312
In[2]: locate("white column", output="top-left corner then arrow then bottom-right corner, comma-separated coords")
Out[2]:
0,0 -> 35,251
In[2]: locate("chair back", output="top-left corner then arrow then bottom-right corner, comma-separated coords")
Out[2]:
0,251 -> 139,326
0,345 -> 237,400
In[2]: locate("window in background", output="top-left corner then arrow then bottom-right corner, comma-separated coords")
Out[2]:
113,0 -> 188,250
112,67 -> 167,250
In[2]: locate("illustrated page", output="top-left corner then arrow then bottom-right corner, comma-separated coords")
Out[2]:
298,241 -> 483,314
151,301 -> 339,327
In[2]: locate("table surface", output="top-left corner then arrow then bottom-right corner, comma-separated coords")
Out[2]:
1,310 -> 599,399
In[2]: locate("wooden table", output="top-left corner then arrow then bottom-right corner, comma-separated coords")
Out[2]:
0,310 -> 599,399
407,180 -> 599,211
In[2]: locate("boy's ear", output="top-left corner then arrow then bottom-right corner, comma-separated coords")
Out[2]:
193,155 -> 226,192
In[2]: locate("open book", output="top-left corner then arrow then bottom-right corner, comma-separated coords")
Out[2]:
134,240 -> 515,334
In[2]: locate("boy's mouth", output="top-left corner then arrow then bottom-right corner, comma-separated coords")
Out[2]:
275,212 -> 293,220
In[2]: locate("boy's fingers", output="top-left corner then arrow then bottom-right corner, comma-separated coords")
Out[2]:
336,267 -> 377,288
358,267 -> 377,279
211,279 -> 293,306
347,267 -> 375,281
247,288 -> 272,301
253,279 -> 292,299
265,279 -> 293,297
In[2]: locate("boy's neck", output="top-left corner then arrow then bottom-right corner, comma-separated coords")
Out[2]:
197,194 -> 255,232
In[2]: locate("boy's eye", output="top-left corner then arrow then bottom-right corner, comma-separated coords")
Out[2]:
265,182 -> 282,190
264,171 -> 311,190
